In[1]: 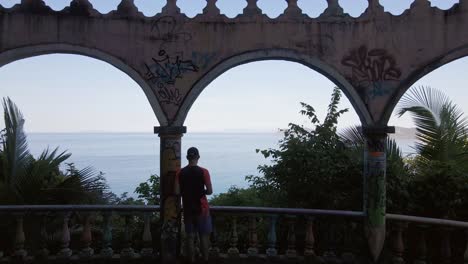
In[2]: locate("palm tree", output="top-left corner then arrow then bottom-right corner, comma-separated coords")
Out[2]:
397,86 -> 468,218
0,97 -> 109,205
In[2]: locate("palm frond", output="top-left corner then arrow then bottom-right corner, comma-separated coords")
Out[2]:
37,147 -> 71,169
340,125 -> 403,161
397,86 -> 468,163
340,126 -> 365,147
11,148 -> 71,204
48,166 -> 109,204
1,98 -> 31,194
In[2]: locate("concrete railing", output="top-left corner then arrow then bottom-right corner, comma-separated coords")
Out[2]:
0,205 -> 467,263
0,0 -> 465,20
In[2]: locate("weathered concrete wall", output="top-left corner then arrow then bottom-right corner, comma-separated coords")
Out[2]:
1,0 -> 468,127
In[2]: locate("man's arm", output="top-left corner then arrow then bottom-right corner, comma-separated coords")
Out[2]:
203,169 -> 213,195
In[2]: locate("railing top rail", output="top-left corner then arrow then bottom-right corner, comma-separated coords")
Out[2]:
210,206 -> 365,218
0,205 -> 161,212
387,213 -> 468,229
1,205 -> 467,228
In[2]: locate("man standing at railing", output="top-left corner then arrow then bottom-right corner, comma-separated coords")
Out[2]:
175,147 -> 213,263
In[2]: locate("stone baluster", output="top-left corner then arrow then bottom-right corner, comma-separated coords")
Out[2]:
140,212 -> 153,257
342,222 -> 358,262
116,0 -> 140,16
286,215 -> 297,258
227,217 -> 239,257
410,0 -> 431,12
304,217 -> 316,257
266,215 -> 278,257
243,0 -> 262,16
68,0 -> 94,15
247,216 -> 258,256
321,0 -> 344,17
100,212 -> 113,257
323,220 -> 339,262
20,0 -> 46,7
440,227 -> 452,264
391,222 -> 406,264
194,234 -> 201,257
203,0 -> 220,16
58,212 -> 72,258
365,0 -> 385,14
14,214 -> 27,259
209,215 -> 220,258
464,230 -> 468,264
283,0 -> 302,17
80,213 -> 94,258
162,0 -> 180,15
36,214 -> 49,259
414,225 -> 427,264
121,214 -> 135,258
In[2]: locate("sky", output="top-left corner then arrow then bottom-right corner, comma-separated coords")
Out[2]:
0,0 -> 464,133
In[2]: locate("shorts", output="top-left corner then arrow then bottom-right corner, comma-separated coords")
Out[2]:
184,214 -> 212,234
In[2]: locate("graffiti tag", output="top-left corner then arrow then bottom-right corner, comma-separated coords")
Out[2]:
145,16 -> 200,106
342,46 -> 401,100
145,50 -> 199,105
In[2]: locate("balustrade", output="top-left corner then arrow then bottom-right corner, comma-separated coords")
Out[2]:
0,206 -> 467,263
265,214 -> 278,257
2,0 -> 457,20
414,225 -> 428,264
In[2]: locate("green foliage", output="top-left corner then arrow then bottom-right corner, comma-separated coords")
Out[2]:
209,186 -> 264,206
0,97 -> 109,205
398,86 -> 468,218
247,87 -> 362,210
108,192 -> 145,205
134,174 -> 160,205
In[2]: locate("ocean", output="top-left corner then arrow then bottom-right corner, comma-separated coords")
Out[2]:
27,133 -> 415,197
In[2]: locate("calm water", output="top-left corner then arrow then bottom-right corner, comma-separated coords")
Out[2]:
27,133 -> 415,197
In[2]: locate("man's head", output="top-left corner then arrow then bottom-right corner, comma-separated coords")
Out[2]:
186,147 -> 200,162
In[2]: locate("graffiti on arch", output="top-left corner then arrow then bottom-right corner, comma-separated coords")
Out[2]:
145,49 -> 199,105
342,46 -> 402,101
145,16 -> 200,106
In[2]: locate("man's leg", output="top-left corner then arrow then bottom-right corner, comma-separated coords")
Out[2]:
185,218 -> 196,263
186,233 -> 196,263
199,233 -> 210,262
197,214 -> 212,262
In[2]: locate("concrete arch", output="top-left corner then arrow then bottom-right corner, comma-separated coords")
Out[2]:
0,43 -> 168,126
173,49 -> 373,127
381,44 -> 468,125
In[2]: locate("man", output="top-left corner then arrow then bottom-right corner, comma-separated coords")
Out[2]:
175,147 -> 213,263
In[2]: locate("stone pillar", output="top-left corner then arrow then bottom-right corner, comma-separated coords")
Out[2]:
155,126 -> 187,262
362,126 -> 394,262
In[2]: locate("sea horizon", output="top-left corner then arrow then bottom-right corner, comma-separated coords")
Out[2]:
26,131 -> 417,198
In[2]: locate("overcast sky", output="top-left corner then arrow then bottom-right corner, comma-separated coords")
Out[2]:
0,0 -> 464,133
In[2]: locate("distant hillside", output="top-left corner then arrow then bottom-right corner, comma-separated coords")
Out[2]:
276,126 -> 416,140
391,127 -> 416,140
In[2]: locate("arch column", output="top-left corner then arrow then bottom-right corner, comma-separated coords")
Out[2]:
155,126 -> 187,262
362,126 -> 394,262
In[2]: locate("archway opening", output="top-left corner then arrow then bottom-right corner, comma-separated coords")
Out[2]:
389,57 -> 468,155
0,54 -> 159,199
184,60 -> 363,210
387,56 -> 468,220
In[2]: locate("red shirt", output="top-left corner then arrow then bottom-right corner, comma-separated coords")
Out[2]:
176,166 -> 212,216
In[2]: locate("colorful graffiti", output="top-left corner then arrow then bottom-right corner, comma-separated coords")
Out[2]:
146,16 -> 200,106
145,50 -> 199,105
342,46 -> 401,100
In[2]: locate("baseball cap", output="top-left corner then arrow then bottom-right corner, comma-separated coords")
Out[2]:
187,147 -> 200,159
